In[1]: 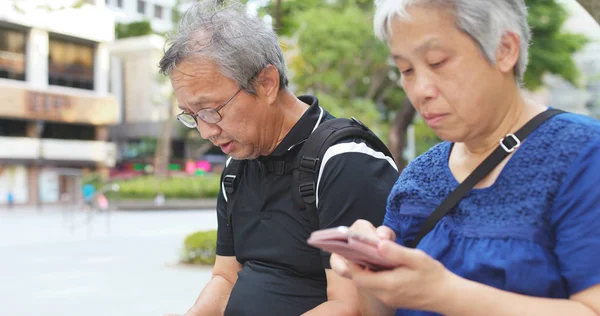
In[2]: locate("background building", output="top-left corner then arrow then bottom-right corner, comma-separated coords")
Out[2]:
0,0 -> 118,206
105,0 -> 177,34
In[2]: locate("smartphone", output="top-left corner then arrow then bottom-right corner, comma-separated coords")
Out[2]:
307,226 -> 396,271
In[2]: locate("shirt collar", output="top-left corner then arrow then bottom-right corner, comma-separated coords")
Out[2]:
266,95 -> 324,158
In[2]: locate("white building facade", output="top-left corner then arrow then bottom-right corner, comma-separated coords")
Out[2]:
0,0 -> 119,206
105,0 -> 177,33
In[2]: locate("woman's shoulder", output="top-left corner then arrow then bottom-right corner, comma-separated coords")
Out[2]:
527,111 -> 600,163
402,142 -> 449,176
548,111 -> 600,142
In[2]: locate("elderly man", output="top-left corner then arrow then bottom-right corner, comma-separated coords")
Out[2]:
159,1 -> 398,315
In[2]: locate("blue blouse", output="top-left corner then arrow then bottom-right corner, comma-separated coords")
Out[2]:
384,112 -> 600,316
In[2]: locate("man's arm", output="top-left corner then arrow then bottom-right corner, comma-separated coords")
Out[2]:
304,138 -> 399,315
184,255 -> 242,316
301,270 -> 360,316
185,163 -> 241,316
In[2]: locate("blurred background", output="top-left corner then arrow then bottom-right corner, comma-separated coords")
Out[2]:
0,0 -> 599,315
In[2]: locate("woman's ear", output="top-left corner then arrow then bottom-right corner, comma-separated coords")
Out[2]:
495,32 -> 521,76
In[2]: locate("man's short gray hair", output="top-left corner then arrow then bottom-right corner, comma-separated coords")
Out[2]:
159,0 -> 289,94
374,0 -> 531,83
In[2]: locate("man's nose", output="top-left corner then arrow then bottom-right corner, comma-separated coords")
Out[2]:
197,121 -> 221,140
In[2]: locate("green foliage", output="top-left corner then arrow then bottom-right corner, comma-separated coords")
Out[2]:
293,6 -> 390,99
316,93 -> 389,143
258,0 -> 326,36
106,175 -> 221,199
115,20 -> 154,39
181,230 -> 218,265
82,173 -> 104,190
524,0 -> 589,90
289,3 -> 394,141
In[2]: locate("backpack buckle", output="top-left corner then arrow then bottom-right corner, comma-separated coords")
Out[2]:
299,182 -> 316,204
299,157 -> 319,172
223,175 -> 236,194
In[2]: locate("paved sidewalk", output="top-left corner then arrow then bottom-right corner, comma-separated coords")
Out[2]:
0,207 -> 218,316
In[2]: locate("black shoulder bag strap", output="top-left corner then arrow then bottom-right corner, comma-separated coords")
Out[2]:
407,109 -> 565,249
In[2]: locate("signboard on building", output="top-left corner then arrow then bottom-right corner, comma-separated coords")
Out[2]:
0,84 -> 119,125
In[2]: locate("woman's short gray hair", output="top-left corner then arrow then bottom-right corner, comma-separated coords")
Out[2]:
159,0 -> 289,94
374,0 -> 531,83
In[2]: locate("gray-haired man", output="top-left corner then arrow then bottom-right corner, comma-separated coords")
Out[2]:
160,1 -> 398,315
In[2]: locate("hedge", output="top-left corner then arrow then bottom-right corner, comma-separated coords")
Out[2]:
104,175 -> 221,200
180,230 -> 218,265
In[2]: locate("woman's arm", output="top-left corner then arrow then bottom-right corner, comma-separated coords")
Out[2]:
348,240 -> 600,316
438,272 -> 600,316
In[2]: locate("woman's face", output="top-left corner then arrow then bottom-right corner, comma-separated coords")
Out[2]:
389,6 -> 513,142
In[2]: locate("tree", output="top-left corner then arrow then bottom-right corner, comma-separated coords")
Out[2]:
115,20 -> 153,39
289,2 -> 404,151
525,0 -> 589,90
576,0 -> 600,23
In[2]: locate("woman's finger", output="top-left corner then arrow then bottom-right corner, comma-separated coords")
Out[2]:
376,225 -> 396,241
378,240 -> 424,269
330,253 -> 352,278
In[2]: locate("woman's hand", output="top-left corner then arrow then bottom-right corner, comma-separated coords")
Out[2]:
330,220 -> 396,279
330,220 -> 457,312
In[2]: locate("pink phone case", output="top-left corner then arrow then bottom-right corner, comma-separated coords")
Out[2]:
307,226 -> 396,271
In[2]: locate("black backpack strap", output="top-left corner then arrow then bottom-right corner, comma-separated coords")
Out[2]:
407,109 -> 565,248
222,158 -> 246,231
293,117 -> 396,230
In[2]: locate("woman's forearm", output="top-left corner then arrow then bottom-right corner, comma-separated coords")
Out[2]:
358,291 -> 395,316
436,274 -> 599,316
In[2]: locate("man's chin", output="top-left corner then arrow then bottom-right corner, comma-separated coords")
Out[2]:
227,152 -> 258,160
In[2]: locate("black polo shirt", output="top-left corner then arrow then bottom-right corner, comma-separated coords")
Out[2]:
216,95 -> 398,316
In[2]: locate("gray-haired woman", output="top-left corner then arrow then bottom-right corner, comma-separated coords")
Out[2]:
331,0 -> 600,315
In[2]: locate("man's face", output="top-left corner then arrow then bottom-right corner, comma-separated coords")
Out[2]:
171,59 -> 269,159
389,6 -> 510,143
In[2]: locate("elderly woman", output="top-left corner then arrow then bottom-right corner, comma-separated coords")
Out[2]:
330,0 -> 600,315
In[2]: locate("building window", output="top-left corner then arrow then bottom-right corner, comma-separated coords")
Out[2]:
0,119 -> 27,137
154,5 -> 163,19
48,37 -> 95,90
0,28 -> 26,81
137,0 -> 146,14
117,0 -> 123,8
42,122 -> 96,140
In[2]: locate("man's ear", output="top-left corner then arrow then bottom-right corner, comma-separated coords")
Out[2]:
255,65 -> 280,104
495,32 -> 520,76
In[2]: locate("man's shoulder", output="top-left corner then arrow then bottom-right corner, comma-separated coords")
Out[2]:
319,136 -> 398,176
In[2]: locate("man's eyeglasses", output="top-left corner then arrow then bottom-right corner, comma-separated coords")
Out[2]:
177,88 -> 243,128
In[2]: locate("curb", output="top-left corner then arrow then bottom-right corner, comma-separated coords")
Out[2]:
112,199 -> 217,211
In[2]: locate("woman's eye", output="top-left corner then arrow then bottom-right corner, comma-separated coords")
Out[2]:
430,60 -> 446,68
401,68 -> 414,76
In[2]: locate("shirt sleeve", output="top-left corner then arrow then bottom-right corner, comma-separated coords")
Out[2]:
216,171 -> 235,257
552,140 -> 600,295
316,139 -> 399,268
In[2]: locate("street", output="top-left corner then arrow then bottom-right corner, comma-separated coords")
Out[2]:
0,206 -> 217,316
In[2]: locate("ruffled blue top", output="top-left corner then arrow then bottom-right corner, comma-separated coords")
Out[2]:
384,112 -> 600,315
